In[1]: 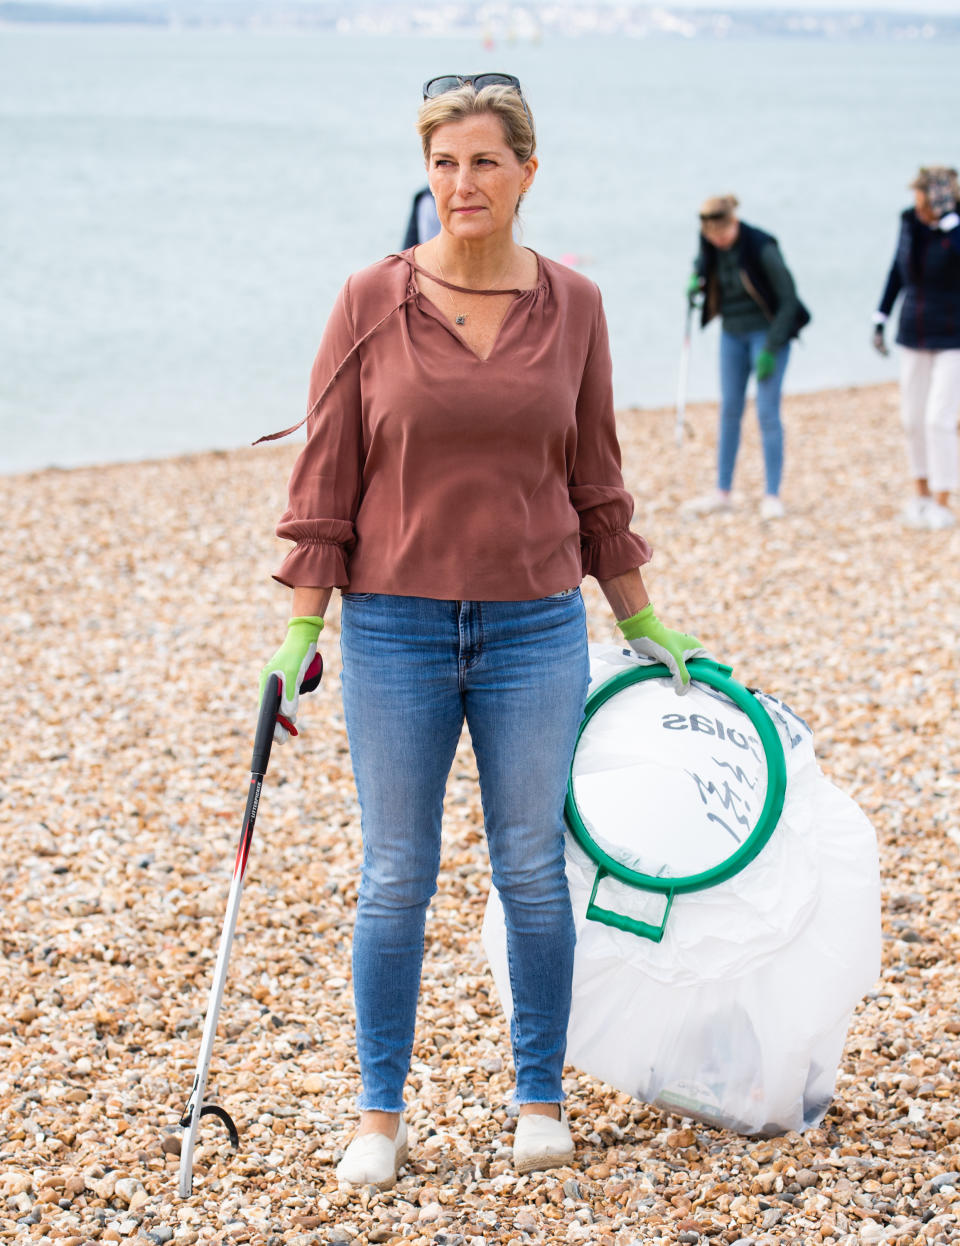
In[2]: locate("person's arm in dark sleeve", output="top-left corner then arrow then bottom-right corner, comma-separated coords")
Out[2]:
876,216 -> 908,323
760,242 -> 801,353
877,255 -> 902,320
402,192 -> 421,250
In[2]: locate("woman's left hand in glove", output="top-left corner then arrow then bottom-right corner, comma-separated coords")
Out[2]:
617,605 -> 708,695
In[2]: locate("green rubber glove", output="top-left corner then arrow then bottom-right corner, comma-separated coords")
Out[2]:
617,605 -> 707,696
259,616 -> 324,744
686,271 -> 703,307
755,349 -> 777,381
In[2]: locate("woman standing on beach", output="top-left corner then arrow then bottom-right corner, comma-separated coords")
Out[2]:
684,195 -> 809,521
873,165 -> 960,531
258,75 -> 703,1187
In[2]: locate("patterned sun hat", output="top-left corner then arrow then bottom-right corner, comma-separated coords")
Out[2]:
910,165 -> 959,215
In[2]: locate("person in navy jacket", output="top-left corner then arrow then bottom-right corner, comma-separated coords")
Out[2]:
874,166 -> 960,530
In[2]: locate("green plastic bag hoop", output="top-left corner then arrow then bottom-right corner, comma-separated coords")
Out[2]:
564,658 -> 788,942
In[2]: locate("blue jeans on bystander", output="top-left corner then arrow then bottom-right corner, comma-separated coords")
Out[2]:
718,328 -> 791,495
339,590 -> 590,1114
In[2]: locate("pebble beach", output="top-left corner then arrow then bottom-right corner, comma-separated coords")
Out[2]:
2,379 -> 959,1246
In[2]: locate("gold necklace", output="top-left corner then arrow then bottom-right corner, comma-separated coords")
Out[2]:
435,254 -> 513,327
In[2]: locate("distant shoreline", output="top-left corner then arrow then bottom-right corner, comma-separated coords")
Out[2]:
1,4 -> 958,41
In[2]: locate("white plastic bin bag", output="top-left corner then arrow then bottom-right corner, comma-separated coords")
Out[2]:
482,645 -> 881,1135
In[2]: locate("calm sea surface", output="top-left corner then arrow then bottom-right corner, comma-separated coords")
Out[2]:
1,24 -> 957,473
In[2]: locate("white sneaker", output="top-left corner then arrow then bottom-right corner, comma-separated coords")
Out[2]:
682,491 -> 733,515
926,502 -> 956,530
513,1108 -> 575,1174
900,497 -> 933,528
760,495 -> 785,520
335,1118 -> 408,1188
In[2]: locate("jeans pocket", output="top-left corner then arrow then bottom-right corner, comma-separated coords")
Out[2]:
341,592 -> 375,602
543,587 -> 581,601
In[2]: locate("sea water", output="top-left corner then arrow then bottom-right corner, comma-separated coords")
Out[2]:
2,23 -> 957,472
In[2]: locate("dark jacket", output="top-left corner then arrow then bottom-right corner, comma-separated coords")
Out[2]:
402,187 -> 439,249
697,221 -> 810,348
878,208 -> 960,350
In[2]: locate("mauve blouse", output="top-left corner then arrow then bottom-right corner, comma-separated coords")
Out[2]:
272,249 -> 652,600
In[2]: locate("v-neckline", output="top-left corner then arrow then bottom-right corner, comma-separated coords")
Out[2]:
411,250 -> 542,363
416,288 -> 518,361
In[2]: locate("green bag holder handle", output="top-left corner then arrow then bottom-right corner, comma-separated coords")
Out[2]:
586,865 -> 677,942
565,658 -> 788,943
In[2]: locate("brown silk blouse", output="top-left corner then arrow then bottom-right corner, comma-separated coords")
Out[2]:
272,249 -> 652,600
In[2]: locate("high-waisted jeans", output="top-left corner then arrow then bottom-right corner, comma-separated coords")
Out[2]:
718,328 -> 791,495
339,591 -> 590,1113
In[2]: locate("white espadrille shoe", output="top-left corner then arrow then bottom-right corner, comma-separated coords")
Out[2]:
682,491 -> 733,516
760,495 -> 785,520
513,1108 -> 575,1174
925,501 -> 956,530
335,1118 -> 408,1188
900,496 -> 934,528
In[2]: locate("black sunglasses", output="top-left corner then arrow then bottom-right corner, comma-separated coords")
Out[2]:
422,72 -> 529,115
699,212 -> 730,224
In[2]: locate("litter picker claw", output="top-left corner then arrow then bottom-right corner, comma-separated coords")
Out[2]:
177,655 -> 322,1197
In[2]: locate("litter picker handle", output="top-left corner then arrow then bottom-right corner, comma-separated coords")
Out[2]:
251,673 -> 282,777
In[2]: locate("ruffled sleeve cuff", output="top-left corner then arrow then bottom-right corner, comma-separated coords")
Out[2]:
570,483 -> 652,580
273,518 -> 356,589
581,527 -> 652,581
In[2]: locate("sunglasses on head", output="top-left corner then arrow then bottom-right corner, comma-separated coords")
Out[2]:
699,212 -> 730,224
422,72 -> 529,115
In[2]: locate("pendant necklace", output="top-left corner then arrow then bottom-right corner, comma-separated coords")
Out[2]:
435,255 -> 512,327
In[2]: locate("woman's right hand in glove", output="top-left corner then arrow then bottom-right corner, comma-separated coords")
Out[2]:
259,616 -> 324,744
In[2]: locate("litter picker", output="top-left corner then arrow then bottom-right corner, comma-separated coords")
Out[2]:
675,299 -> 695,447
177,656 -> 322,1197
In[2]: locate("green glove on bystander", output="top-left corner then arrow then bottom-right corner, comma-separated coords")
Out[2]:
754,350 -> 778,381
259,616 -> 324,744
686,271 -> 703,307
755,350 -> 777,381
617,605 -> 707,696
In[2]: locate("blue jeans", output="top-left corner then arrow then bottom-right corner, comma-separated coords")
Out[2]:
339,591 -> 590,1112
718,329 -> 791,495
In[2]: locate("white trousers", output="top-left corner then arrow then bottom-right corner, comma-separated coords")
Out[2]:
899,346 -> 960,492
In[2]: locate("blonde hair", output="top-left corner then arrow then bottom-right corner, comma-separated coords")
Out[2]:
416,84 -> 536,164
700,193 -> 739,219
